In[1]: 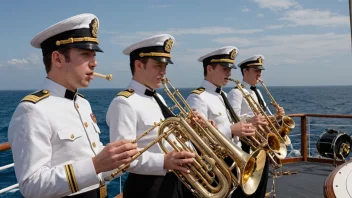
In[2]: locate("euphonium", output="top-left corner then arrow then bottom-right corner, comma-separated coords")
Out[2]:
93,72 -> 113,80
258,78 -> 294,145
161,77 -> 267,196
231,79 -> 288,162
225,78 -> 283,168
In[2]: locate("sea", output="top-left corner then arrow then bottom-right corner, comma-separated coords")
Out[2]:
1,86 -> 352,197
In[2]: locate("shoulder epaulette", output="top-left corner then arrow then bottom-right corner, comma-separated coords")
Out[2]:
77,93 -> 85,98
21,90 -> 50,104
234,84 -> 245,89
191,87 -> 205,95
117,89 -> 134,98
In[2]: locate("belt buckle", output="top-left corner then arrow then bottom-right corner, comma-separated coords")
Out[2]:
99,184 -> 107,198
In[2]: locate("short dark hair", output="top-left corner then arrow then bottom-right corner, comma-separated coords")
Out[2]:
203,63 -> 218,77
129,57 -> 149,75
43,48 -> 71,74
240,67 -> 249,76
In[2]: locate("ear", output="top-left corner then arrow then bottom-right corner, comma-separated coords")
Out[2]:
51,51 -> 63,69
134,59 -> 143,72
206,65 -> 213,73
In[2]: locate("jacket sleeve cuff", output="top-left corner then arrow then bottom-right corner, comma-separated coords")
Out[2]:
69,158 -> 100,192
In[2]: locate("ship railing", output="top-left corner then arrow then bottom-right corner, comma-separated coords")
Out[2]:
282,114 -> 352,165
0,142 -> 19,194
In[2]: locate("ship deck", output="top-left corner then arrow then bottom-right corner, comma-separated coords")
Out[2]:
266,161 -> 334,198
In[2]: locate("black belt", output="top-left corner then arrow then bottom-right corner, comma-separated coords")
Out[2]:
63,184 -> 107,198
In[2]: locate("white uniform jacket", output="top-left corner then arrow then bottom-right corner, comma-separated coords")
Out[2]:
227,80 -> 272,120
8,78 -> 115,198
185,80 -> 240,147
106,79 -> 171,176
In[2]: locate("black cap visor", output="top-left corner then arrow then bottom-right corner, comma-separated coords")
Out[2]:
150,57 -> 173,64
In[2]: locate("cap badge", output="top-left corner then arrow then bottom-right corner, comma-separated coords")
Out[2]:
258,57 -> 263,64
164,38 -> 173,53
230,49 -> 237,60
90,18 -> 98,38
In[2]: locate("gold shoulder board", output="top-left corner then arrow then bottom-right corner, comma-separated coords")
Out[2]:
77,93 -> 85,98
21,90 -> 50,104
117,89 -> 135,98
191,87 -> 205,95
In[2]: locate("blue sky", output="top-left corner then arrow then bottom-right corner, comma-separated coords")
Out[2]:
0,0 -> 351,90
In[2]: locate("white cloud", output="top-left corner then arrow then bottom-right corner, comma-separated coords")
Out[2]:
253,0 -> 299,10
135,27 -> 264,37
265,24 -> 285,29
257,13 -> 264,17
280,9 -> 349,26
212,37 -> 255,47
109,27 -> 264,46
7,58 -> 29,65
149,4 -> 172,9
242,8 -> 250,12
4,54 -> 41,70
212,33 -> 349,65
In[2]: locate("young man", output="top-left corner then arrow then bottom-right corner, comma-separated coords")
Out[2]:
7,13 -> 138,198
185,46 -> 267,144
106,34 -> 195,198
227,55 -> 285,121
185,47 -> 269,198
227,55 -> 285,198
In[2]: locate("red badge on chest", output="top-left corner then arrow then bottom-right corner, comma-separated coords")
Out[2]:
91,113 -> 97,123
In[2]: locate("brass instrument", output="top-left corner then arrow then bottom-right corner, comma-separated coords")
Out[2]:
109,77 -> 266,197
225,78 -> 284,168
258,78 -> 295,145
231,79 -> 288,162
93,72 -> 113,80
161,77 -> 267,196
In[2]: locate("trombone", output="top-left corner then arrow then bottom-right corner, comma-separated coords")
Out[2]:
258,78 -> 295,145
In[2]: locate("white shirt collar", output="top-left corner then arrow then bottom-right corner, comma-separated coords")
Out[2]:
128,79 -> 154,95
201,79 -> 220,94
42,78 -> 78,100
241,80 -> 252,89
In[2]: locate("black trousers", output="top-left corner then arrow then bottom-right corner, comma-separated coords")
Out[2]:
62,188 -> 102,198
229,142 -> 270,198
124,172 -> 186,198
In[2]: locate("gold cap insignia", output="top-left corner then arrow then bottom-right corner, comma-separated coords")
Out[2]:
164,38 -> 173,53
258,57 -> 263,64
90,18 -> 98,38
230,49 -> 237,60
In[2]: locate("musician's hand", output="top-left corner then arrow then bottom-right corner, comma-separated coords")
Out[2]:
164,151 -> 195,173
276,107 -> 285,119
247,115 -> 267,127
190,109 -> 214,128
230,122 -> 255,137
92,140 -> 138,174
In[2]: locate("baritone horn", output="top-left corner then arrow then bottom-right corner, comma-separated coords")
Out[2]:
258,78 -> 294,145
161,77 -> 266,196
93,72 -> 113,81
